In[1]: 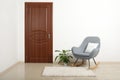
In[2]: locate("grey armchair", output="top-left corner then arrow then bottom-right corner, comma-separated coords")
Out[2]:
71,36 -> 100,68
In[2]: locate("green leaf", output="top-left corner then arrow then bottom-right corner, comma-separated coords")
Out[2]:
68,56 -> 73,58
59,53 -> 63,55
55,50 -> 61,52
55,56 -> 58,61
66,50 -> 71,52
62,50 -> 66,53
58,59 -> 62,64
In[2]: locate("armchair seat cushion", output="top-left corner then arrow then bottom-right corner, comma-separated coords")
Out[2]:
75,52 -> 90,57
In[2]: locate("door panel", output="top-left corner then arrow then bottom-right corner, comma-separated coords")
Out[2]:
25,3 -> 53,63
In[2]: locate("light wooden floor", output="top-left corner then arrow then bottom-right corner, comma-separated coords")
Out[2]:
0,62 -> 120,80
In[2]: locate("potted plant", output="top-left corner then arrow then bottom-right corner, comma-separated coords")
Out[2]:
55,50 -> 73,66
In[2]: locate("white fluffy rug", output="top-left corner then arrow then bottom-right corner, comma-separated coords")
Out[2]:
42,67 -> 96,77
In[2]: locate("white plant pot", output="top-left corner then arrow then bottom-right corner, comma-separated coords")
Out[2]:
64,63 -> 67,66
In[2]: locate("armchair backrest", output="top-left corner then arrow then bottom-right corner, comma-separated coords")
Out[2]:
79,36 -> 100,54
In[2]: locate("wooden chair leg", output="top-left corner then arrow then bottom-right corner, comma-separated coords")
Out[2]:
74,58 -> 78,65
93,58 -> 97,65
90,58 -> 100,70
81,59 -> 84,64
88,59 -> 90,69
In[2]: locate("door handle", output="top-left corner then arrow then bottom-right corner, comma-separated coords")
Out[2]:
48,34 -> 51,39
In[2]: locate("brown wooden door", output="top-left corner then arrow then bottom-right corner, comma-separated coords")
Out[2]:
25,2 -> 53,63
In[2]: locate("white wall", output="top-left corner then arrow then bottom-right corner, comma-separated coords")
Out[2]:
0,0 -> 18,72
18,0 -> 120,62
